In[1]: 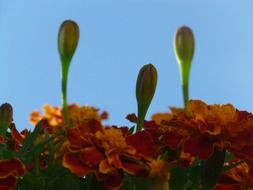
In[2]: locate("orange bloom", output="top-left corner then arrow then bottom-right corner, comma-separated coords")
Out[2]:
63,119 -> 135,190
0,158 -> 25,190
30,103 -> 108,131
29,104 -> 108,161
63,119 -> 172,190
151,100 -> 253,161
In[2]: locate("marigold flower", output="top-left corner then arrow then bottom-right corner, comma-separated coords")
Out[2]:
63,119 -> 135,189
63,119 -> 173,190
30,104 -> 107,130
151,100 -> 253,161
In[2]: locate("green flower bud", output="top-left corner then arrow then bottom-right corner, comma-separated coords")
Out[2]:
58,20 -> 79,127
0,103 -> 13,136
174,26 -> 195,65
136,64 -> 157,131
173,26 -> 195,110
0,103 -> 13,126
58,20 -> 79,63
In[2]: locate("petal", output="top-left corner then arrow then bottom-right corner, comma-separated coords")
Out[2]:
0,158 -> 25,178
104,171 -> 123,190
0,176 -> 17,190
215,184 -> 241,190
66,127 -> 89,148
79,147 -> 105,166
184,136 -> 214,160
78,119 -> 103,134
99,160 -> 115,174
63,153 -> 96,177
126,131 -> 155,158
10,124 -> 24,145
121,161 -> 147,176
0,136 -> 3,144
164,131 -> 185,149
230,145 -> 253,161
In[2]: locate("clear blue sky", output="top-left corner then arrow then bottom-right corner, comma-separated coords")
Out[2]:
1,0 -> 253,130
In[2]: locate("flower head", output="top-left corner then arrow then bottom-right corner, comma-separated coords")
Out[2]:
152,100 -> 253,161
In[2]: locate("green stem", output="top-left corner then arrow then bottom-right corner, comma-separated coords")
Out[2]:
200,149 -> 226,190
148,175 -> 170,190
136,103 -> 147,131
34,150 -> 40,176
61,60 -> 70,127
136,116 -> 144,132
179,62 -> 191,110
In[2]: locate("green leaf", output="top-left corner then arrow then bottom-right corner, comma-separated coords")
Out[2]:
44,130 -> 55,161
122,174 -> 149,190
222,160 -> 244,172
22,130 -> 64,159
18,172 -> 44,190
81,174 -> 107,190
16,120 -> 44,158
200,149 -> 225,190
129,126 -> 135,134
170,166 -> 188,190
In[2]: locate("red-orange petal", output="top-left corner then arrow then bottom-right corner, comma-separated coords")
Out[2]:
0,176 -> 17,190
78,119 -> 103,134
230,145 -> 253,161
66,128 -> 89,148
126,131 -> 155,158
79,147 -> 105,166
104,171 -> 123,190
9,124 -> 24,145
215,184 -> 241,190
0,158 -> 25,179
184,136 -> 214,160
121,161 -> 147,176
63,153 -> 96,177
0,136 -> 3,144
164,131 -> 185,149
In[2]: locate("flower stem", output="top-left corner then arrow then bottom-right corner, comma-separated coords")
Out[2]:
61,60 -> 70,128
179,61 -> 191,110
148,175 -> 170,190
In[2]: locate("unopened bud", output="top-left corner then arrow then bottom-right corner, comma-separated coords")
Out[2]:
0,103 -> 13,126
58,20 -> 79,62
136,64 -> 157,131
174,26 -> 195,65
173,26 -> 195,110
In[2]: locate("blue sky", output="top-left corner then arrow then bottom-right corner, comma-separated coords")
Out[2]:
1,0 -> 253,130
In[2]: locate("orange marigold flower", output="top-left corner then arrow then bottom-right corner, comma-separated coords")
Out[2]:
151,100 -> 253,161
63,119 -> 134,190
63,119 -> 169,190
0,158 -> 25,190
30,104 -> 108,130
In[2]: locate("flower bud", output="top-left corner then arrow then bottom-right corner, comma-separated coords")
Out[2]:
174,26 -> 195,65
173,26 -> 195,110
136,64 -> 157,131
58,20 -> 79,62
0,103 -> 13,126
